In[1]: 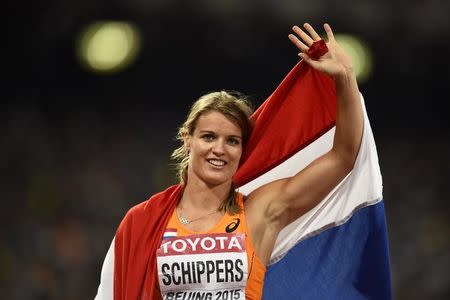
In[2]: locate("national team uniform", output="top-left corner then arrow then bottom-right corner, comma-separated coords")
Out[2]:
156,193 -> 265,300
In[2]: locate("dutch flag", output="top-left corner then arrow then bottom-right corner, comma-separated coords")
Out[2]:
162,229 -> 177,240
233,62 -> 392,299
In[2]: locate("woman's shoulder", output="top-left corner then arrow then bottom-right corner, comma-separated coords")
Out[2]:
116,184 -> 182,236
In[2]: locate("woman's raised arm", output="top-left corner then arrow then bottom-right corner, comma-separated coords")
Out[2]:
245,23 -> 364,264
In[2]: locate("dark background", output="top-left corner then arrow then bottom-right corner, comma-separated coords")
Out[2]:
3,0 -> 450,299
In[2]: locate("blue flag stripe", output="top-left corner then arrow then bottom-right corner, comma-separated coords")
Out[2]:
263,200 -> 392,300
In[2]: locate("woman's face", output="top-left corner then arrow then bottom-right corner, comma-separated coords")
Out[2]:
185,110 -> 243,187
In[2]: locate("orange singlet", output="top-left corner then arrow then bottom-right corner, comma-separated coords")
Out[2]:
156,193 -> 266,300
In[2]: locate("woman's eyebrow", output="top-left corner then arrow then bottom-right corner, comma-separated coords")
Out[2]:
198,130 -> 242,139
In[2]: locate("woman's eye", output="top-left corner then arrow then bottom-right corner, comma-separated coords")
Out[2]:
202,134 -> 214,141
228,138 -> 240,145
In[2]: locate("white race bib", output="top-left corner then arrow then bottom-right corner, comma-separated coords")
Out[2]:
157,232 -> 248,300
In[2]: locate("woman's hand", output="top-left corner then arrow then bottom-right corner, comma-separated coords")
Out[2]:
288,23 -> 353,78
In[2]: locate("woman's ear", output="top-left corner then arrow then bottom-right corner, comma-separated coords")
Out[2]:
183,132 -> 191,154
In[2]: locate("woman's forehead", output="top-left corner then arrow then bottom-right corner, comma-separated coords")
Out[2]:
195,111 -> 242,135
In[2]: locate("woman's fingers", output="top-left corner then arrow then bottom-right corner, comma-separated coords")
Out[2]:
323,23 -> 335,42
290,23 -> 334,55
303,23 -> 321,41
288,33 -> 309,52
292,25 -> 314,46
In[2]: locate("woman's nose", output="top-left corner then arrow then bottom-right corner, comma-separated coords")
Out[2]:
211,140 -> 225,156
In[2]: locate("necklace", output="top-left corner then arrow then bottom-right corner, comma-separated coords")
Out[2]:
178,205 -> 219,225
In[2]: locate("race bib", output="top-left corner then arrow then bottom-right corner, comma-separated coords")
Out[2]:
157,232 -> 248,299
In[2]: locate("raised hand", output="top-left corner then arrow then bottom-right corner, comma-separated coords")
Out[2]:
288,23 -> 354,78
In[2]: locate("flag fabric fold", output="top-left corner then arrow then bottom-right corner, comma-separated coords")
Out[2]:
94,61 -> 391,300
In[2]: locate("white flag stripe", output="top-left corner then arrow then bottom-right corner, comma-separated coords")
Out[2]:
95,238 -> 114,300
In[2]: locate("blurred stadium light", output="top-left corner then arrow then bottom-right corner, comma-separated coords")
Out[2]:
76,21 -> 141,74
335,34 -> 373,83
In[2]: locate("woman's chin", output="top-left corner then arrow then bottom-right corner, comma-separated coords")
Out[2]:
201,173 -> 232,187
188,167 -> 235,187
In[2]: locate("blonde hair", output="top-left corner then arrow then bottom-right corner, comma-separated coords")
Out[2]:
171,90 -> 254,214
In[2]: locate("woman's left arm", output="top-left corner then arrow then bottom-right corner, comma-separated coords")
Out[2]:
245,23 -> 363,263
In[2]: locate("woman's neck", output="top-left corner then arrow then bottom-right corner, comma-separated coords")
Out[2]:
181,178 -> 232,211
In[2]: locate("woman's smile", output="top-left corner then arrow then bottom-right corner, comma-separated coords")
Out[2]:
206,158 -> 227,167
